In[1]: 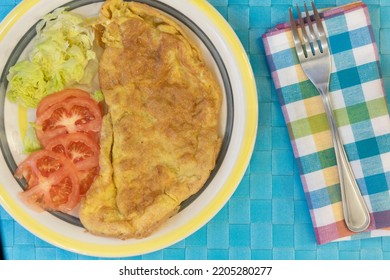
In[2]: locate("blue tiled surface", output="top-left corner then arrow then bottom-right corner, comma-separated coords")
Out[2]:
1,0 -> 390,260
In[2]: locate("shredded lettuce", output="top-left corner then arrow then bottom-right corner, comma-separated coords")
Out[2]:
23,123 -> 42,153
6,8 -> 96,108
92,90 -> 104,103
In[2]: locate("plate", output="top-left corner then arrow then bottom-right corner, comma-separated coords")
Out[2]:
0,0 -> 257,257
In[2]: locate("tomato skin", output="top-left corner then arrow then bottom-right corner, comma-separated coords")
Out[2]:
35,96 -> 102,146
36,88 -> 91,116
16,150 -> 80,213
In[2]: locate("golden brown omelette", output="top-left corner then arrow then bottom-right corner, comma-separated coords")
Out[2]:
79,0 -> 222,239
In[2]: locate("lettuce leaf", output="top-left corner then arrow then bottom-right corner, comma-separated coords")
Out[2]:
6,8 -> 96,108
92,90 -> 104,103
23,123 -> 42,153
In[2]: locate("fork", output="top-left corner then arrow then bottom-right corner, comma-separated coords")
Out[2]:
289,2 -> 370,232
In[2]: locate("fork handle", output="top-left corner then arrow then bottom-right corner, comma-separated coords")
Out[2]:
321,92 -> 371,232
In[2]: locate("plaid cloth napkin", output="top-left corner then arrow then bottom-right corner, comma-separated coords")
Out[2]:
262,1 -> 390,244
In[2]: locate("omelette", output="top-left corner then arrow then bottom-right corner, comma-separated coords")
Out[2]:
79,0 -> 222,239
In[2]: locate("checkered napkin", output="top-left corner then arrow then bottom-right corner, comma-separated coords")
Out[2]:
262,1 -> 390,244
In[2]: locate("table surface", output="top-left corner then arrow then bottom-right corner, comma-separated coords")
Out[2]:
1,0 -> 390,260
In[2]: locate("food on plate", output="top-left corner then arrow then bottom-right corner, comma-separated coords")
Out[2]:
45,132 -> 100,196
16,89 -> 102,213
23,125 -> 42,154
6,8 -> 96,108
79,0 -> 222,239
16,149 -> 80,213
35,89 -> 102,147
36,88 -> 92,116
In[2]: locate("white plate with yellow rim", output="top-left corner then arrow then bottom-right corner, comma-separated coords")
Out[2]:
0,0 -> 257,257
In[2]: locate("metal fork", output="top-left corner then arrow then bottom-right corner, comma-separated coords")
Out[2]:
289,2 -> 370,232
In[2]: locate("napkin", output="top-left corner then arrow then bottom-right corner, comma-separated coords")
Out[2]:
262,1 -> 390,244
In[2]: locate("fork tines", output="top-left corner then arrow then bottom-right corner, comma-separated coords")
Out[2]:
289,1 -> 328,59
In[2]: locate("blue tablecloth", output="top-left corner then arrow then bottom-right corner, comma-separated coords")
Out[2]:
1,0 -> 390,260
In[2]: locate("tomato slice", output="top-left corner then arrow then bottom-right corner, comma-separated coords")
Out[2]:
78,167 -> 99,195
45,132 -> 99,170
36,88 -> 91,116
16,89 -> 103,212
45,132 -> 100,195
16,150 -> 80,213
35,96 -> 102,146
